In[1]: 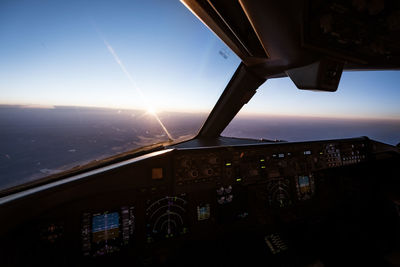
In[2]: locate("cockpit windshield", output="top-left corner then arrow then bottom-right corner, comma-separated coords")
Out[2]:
223,72 -> 400,145
0,0 -> 240,191
1,0 -> 399,194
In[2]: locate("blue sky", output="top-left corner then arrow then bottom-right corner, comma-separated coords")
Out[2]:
0,0 -> 399,120
241,71 -> 400,119
0,0 -> 239,112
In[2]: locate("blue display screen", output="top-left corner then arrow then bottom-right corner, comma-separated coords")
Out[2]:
92,212 -> 119,233
298,176 -> 310,187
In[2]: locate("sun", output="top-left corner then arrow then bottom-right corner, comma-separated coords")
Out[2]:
147,106 -> 157,116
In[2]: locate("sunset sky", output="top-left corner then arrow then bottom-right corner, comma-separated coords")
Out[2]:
1,0 -> 399,120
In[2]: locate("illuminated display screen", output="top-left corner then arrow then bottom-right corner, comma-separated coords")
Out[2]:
92,212 -> 120,243
197,204 -> 210,221
298,176 -> 311,193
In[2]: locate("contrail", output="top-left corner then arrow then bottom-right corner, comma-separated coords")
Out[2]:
97,31 -> 173,140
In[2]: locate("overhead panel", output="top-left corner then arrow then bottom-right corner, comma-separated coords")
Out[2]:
303,0 -> 400,67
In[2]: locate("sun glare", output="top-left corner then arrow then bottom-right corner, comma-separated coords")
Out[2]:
147,106 -> 157,115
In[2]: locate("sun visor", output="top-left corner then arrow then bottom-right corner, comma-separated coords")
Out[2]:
285,59 -> 343,92
181,0 -> 268,66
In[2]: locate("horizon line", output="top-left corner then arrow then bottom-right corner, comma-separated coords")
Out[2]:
0,103 -> 399,121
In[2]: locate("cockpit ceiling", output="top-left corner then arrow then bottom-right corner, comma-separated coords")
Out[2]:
182,0 -> 400,75
181,0 -> 268,65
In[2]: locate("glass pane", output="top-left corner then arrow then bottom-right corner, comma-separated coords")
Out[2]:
223,72 -> 400,145
0,0 -> 240,191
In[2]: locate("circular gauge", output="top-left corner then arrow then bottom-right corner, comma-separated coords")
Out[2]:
207,153 -> 220,165
267,178 -> 292,208
145,195 -> 188,243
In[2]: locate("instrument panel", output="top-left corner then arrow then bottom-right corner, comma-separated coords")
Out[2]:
81,206 -> 135,257
145,195 -> 188,243
1,137 -> 398,266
